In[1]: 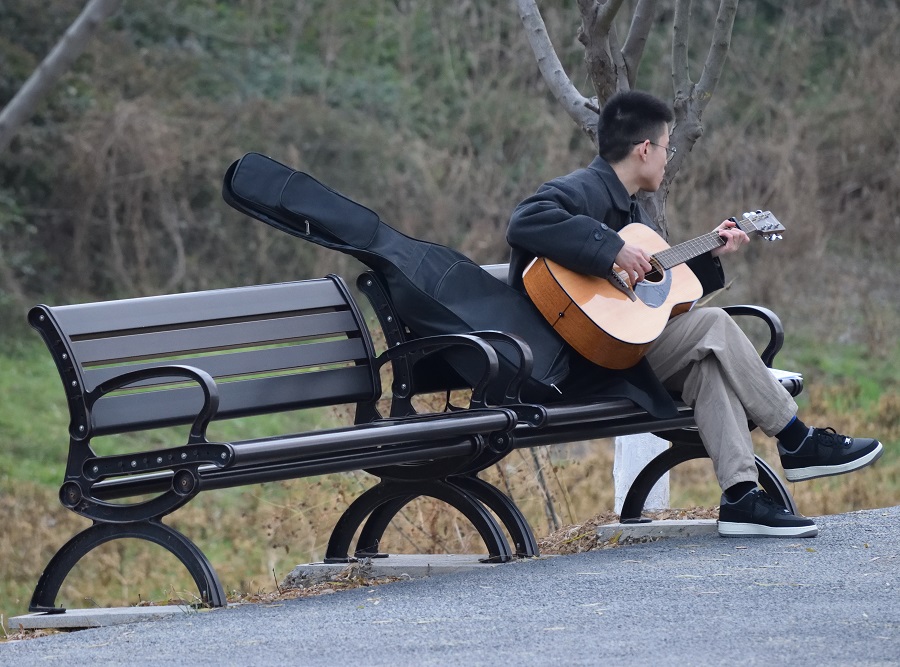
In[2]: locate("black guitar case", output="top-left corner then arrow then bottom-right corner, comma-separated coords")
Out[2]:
222,152 -> 571,404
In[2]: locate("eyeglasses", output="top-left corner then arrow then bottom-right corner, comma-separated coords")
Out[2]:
634,140 -> 676,163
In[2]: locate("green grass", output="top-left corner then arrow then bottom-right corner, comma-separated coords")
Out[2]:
0,344 -> 69,484
780,333 -> 900,418
0,339 -> 334,485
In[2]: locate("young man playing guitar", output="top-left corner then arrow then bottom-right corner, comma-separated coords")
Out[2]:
506,90 -> 882,538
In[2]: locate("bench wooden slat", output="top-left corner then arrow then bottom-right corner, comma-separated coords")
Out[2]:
51,279 -> 347,336
90,365 -> 376,435
30,276 -> 385,437
81,338 -> 370,391
72,310 -> 360,365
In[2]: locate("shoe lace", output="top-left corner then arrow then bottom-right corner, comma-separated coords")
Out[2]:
816,427 -> 852,448
753,489 -> 791,515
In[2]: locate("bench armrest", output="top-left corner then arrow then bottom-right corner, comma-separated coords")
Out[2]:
469,330 -> 534,403
374,334 -> 500,410
85,364 -> 221,444
722,305 -> 785,368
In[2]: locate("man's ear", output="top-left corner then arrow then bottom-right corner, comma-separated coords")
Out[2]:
635,140 -> 649,161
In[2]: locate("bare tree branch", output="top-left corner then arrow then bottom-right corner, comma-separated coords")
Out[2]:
621,0 -> 657,87
643,1 -> 696,238
576,0 -> 626,102
696,0 -> 739,111
0,0 -> 122,155
671,0 -> 697,167
669,0 -> 739,170
515,0 -> 597,137
608,22 -> 631,93
594,0 -> 624,33
644,0 -> 739,237
672,0 -> 693,96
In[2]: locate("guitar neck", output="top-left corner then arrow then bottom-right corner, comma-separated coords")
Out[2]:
654,215 -> 765,270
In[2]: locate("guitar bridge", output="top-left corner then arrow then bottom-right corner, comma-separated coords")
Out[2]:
607,268 -> 637,302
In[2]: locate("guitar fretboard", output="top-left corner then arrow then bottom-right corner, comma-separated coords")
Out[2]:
653,217 -> 762,270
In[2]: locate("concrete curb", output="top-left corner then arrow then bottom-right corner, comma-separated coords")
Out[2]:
282,552 -> 502,585
596,519 -> 718,543
8,605 -> 207,631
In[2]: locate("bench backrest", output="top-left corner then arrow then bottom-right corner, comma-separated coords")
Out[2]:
29,276 -> 380,439
357,264 -> 515,402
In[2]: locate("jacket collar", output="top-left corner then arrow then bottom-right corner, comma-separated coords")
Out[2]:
586,155 -> 633,214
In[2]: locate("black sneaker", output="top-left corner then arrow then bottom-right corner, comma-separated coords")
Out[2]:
779,427 -> 883,482
718,489 -> 818,538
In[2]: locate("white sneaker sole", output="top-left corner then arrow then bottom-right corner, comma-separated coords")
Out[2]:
718,521 -> 819,538
784,441 -> 883,482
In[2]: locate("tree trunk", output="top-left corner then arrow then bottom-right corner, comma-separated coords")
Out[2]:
0,0 -> 123,155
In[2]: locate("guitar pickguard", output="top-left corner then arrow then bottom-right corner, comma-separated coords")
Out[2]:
633,268 -> 673,308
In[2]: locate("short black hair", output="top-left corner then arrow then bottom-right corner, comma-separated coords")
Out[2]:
596,90 -> 674,163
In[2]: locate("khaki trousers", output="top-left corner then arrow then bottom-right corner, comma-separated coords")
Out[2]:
644,307 -> 798,491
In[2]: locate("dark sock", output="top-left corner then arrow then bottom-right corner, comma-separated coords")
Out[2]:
776,416 -> 810,450
724,481 -> 757,503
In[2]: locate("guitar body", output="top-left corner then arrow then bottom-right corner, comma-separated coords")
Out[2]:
523,223 -> 703,370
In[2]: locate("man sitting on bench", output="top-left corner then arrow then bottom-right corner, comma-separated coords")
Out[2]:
505,90 -> 883,538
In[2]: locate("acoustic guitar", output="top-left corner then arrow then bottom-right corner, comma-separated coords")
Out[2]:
522,211 -> 786,370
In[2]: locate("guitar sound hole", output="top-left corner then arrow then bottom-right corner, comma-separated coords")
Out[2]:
645,269 -> 663,283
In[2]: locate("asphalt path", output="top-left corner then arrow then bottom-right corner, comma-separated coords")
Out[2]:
3,506 -> 899,666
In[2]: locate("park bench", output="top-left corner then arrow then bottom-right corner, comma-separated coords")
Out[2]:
27,268 -> 802,616
26,275 -> 523,613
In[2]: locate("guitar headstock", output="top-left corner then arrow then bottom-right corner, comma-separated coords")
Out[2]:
738,210 -> 785,242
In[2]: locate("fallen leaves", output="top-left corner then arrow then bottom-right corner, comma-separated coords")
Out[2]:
538,507 -> 719,555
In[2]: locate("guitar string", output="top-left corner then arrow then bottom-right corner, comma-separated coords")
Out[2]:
652,215 -> 769,270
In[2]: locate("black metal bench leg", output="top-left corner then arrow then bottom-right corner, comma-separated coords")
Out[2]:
325,479 -> 513,564
353,477 -> 537,559
29,520 -> 226,613
618,443 -> 705,523
354,495 -> 418,559
618,444 -> 797,523
325,481 -> 402,563
448,476 -> 540,557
